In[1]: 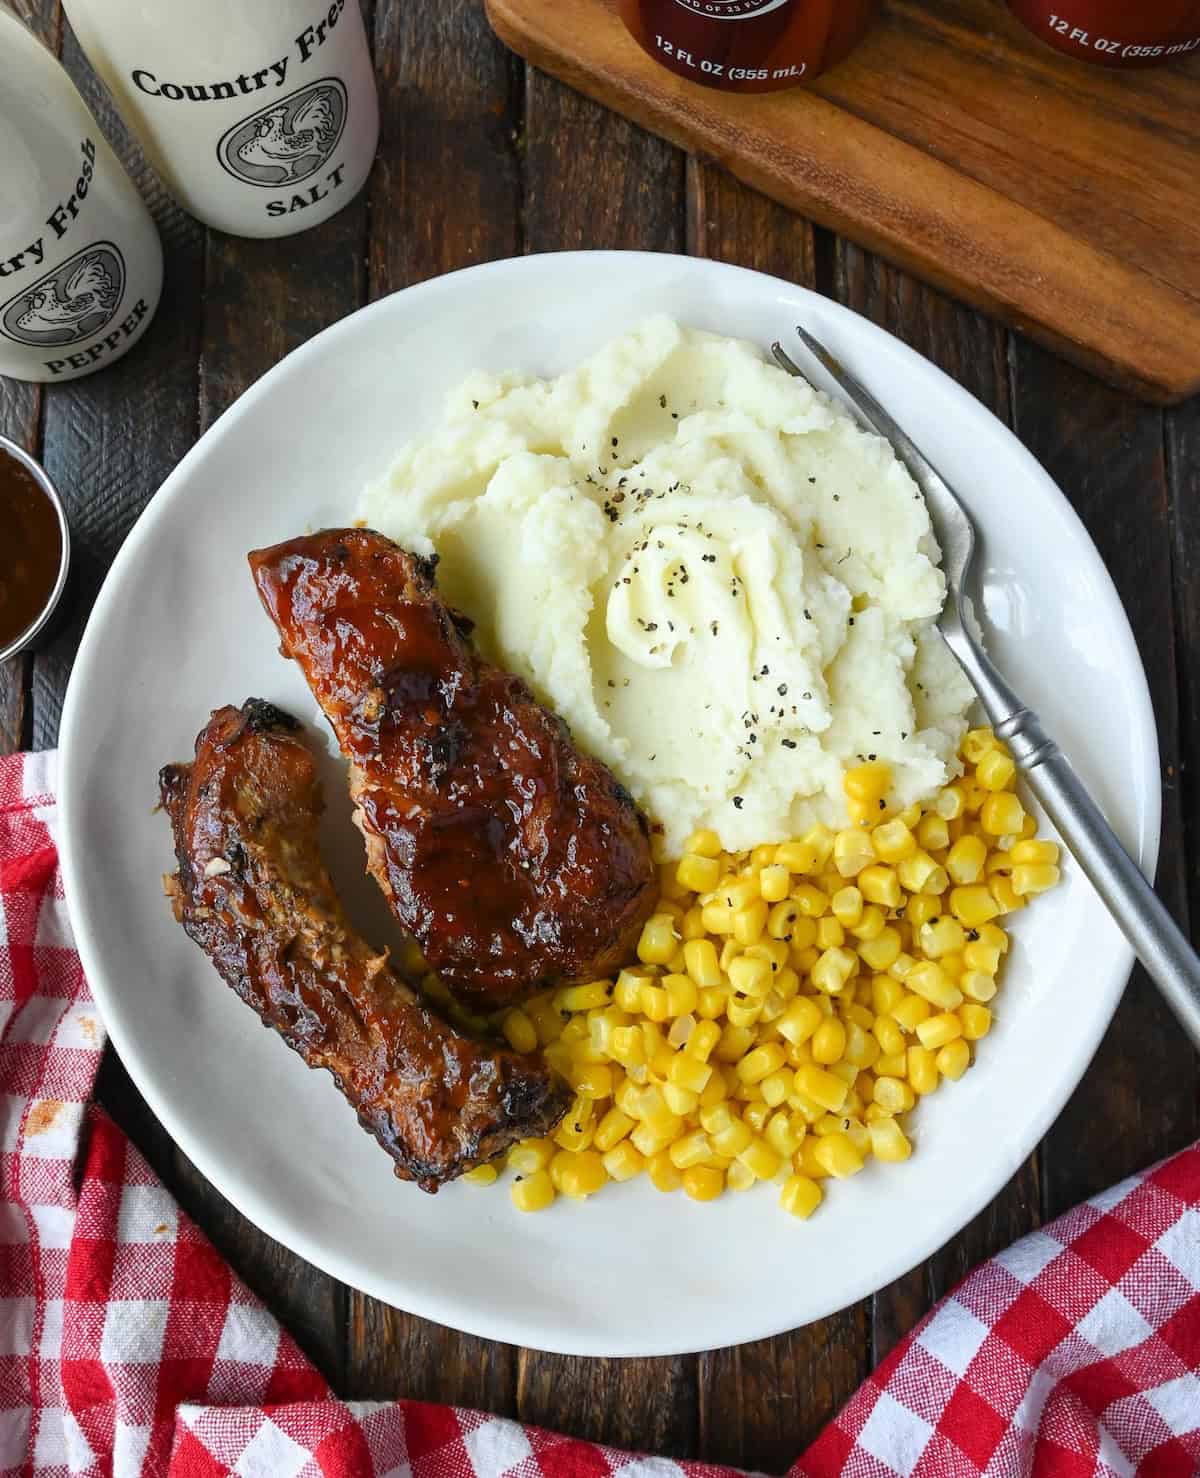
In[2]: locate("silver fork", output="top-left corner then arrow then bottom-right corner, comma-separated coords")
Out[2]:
773,327 -> 1200,1049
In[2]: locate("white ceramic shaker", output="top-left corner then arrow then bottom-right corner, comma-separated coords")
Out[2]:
61,0 -> 380,238
0,4 -> 163,383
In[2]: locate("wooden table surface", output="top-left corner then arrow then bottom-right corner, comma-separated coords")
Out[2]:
3,1 -> 1198,1468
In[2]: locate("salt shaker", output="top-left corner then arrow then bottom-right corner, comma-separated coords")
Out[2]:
61,0 -> 380,238
0,4 -> 162,384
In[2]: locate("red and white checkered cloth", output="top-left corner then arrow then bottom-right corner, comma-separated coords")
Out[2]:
1,750 -> 1197,1477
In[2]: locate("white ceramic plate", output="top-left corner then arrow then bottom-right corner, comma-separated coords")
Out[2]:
59,252 -> 1159,1358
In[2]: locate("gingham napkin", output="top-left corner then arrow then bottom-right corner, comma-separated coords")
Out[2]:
2,751 -> 1197,1478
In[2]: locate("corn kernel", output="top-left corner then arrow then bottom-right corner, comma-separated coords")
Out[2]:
790,883 -> 828,919
916,1011 -> 962,1050
844,761 -> 892,804
831,886 -> 864,928
677,852 -> 721,892
778,996 -> 823,1046
937,1038 -> 971,1080
812,946 -> 857,995
739,1136 -> 782,1180
904,961 -> 963,1011
989,876 -> 1026,914
962,727 -> 997,763
737,1042 -> 787,1084
898,851 -> 945,892
961,970 -> 997,1003
816,916 -> 846,951
732,899 -> 769,945
916,813 -> 950,852
761,1066 -> 793,1107
959,1003 -> 993,1040
905,896 -> 940,931
668,1130 -> 711,1170
949,884 -> 1002,928
602,1142 -> 645,1182
610,1026 -> 646,1073
684,1019 -> 721,1063
906,1045 -> 938,1096
833,828 -> 876,878
850,905 -> 886,942
726,955 -> 770,999
571,1062 -> 614,1098
858,864 -> 901,909
557,1150 -> 608,1199
630,1120 -> 680,1158
685,827 -> 723,858
715,1023 -> 757,1063
721,876 -> 760,911
867,1118 -> 912,1163
591,1107 -> 634,1153
681,1166 -> 724,1201
946,835 -> 987,885
918,917 -> 967,959
1011,839 -> 1060,866
647,1150 -> 682,1192
502,1009 -> 538,1054
977,747 -> 1016,791
794,1063 -> 849,1113
872,818 -> 917,863
759,863 -> 791,903
873,1013 -> 906,1057
872,974 -> 905,1016
814,1132 -> 865,1178
859,927 -> 902,971
679,936 -> 718,988
935,785 -> 965,820
511,1170 -> 555,1212
764,1108 -> 802,1158
1012,863 -> 1060,896
776,828 -> 834,874
463,1163 -> 498,1185
891,992 -> 933,1032
811,1017 -> 847,1065
876,1051 -> 907,1078
637,914 -> 679,965
874,1074 -> 916,1113
700,902 -> 733,935
614,969 -> 648,1013
981,792 -> 1025,836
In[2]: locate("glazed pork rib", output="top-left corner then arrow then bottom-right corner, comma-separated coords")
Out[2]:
159,700 -> 567,1191
249,529 -> 657,1010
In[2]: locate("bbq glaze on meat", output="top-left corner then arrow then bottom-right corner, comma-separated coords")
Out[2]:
159,700 -> 567,1191
248,530 -> 658,1010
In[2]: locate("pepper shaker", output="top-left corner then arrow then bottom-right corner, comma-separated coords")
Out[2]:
0,3 -> 162,383
61,0 -> 380,238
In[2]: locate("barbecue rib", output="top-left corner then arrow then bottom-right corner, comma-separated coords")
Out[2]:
249,529 -> 657,1009
159,700 -> 568,1191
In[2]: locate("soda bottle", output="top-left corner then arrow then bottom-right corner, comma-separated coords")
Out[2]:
617,0 -> 879,93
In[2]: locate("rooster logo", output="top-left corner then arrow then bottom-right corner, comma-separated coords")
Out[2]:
1,243 -> 125,347
218,79 -> 347,188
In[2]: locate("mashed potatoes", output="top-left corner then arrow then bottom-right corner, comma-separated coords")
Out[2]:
362,318 -> 974,855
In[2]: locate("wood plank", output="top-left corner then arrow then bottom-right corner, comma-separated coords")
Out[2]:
525,69 -> 686,253
513,66 -> 698,1456
1166,400 -> 1200,962
486,0 -> 1200,401
341,0 -> 524,1410
0,378 -> 39,755
830,246 -> 1045,1361
1008,350 -> 1198,1217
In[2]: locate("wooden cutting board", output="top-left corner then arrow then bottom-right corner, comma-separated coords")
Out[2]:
486,0 -> 1200,402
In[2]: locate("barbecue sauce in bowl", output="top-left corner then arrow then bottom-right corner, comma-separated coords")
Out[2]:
0,445 -> 66,659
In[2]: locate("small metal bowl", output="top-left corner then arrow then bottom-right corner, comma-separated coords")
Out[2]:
0,434 -> 71,664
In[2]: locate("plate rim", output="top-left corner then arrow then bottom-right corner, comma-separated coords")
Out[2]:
58,249 -> 1159,1357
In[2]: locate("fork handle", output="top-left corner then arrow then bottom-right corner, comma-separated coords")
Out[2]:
964,648 -> 1200,1049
